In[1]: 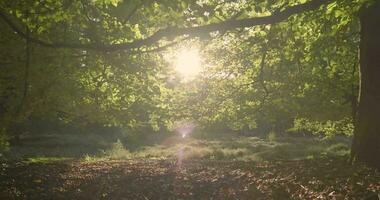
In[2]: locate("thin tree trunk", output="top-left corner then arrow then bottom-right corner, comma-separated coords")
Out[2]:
352,1 -> 380,169
17,26 -> 30,115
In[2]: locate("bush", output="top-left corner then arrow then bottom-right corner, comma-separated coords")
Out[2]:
267,131 -> 277,143
0,128 -> 9,152
288,117 -> 354,138
104,140 -> 130,159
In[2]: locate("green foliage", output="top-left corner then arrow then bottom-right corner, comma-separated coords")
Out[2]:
0,1 -> 377,198
103,139 -> 131,159
168,0 -> 361,136
0,0 -> 366,149
267,131 -> 277,143
290,117 -> 354,138
0,128 -> 9,152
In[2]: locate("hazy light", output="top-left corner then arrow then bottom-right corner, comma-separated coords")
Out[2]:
174,48 -> 202,78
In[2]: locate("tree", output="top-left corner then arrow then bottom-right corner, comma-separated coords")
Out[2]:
351,1 -> 380,168
0,0 -> 378,168
0,0 -> 330,52
0,0 -> 175,143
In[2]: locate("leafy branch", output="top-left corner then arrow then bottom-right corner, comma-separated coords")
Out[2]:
0,0 -> 330,52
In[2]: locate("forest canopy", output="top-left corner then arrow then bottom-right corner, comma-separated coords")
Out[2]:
0,0 -> 379,168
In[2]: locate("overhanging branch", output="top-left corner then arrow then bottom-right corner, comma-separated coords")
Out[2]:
0,0 -> 330,52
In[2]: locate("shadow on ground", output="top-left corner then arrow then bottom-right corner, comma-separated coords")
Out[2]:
0,158 -> 379,200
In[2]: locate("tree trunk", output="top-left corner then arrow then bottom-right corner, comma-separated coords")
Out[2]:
352,1 -> 380,169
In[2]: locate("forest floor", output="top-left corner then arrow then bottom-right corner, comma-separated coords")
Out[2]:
0,133 -> 379,199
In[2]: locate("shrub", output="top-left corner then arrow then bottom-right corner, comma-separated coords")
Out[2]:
267,131 -> 277,143
104,139 -> 130,159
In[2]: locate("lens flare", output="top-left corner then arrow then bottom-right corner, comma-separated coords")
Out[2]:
175,122 -> 196,139
174,48 -> 202,78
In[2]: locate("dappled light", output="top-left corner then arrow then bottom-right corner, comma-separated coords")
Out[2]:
1,0 -> 379,199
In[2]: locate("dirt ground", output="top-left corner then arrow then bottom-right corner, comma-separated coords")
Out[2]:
0,158 -> 379,200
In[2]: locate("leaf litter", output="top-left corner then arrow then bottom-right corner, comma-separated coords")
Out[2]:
0,157 -> 379,199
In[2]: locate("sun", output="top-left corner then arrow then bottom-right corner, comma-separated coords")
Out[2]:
174,48 -> 202,79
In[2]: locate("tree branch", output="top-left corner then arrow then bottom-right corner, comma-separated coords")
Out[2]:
0,0 -> 330,52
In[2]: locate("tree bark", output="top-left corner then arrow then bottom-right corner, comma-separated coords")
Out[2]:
352,1 -> 380,169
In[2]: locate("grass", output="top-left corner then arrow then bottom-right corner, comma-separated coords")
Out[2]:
82,132 -> 351,162
24,157 -> 73,164
1,131 -> 351,163
2,132 -> 377,200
